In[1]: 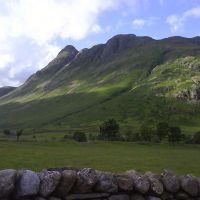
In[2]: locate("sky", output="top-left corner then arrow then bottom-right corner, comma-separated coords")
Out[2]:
0,0 -> 200,87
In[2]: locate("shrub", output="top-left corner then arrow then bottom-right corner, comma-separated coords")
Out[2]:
156,122 -> 169,141
99,119 -> 120,141
72,132 -> 87,142
168,126 -> 182,143
193,131 -> 200,144
140,124 -> 153,142
124,130 -> 140,141
3,129 -> 11,136
16,129 -> 23,141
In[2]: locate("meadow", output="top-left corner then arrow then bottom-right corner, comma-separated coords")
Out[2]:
0,138 -> 199,175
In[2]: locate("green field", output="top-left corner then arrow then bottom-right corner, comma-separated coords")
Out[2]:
0,140 -> 199,175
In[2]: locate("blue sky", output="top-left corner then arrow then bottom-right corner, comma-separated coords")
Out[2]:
0,0 -> 200,87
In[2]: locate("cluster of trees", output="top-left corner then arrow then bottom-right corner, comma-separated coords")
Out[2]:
68,119 -> 200,144
97,119 -> 200,144
3,129 -> 23,141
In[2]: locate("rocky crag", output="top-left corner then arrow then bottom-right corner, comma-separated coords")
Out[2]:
0,167 -> 200,200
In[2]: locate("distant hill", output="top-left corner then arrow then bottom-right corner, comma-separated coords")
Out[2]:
0,86 -> 16,97
0,34 -> 200,133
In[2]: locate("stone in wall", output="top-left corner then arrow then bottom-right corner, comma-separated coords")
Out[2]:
0,168 -> 199,200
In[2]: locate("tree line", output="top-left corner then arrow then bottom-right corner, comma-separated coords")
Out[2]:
69,119 -> 200,144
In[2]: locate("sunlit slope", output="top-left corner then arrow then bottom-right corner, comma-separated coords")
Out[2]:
0,34 -> 200,131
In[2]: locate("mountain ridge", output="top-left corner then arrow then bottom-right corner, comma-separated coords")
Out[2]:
0,34 -> 200,133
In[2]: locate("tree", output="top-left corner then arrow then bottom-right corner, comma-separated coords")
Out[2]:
168,126 -> 182,143
140,124 -> 153,142
16,129 -> 23,141
193,131 -> 200,144
156,122 -> 169,141
124,130 -> 140,141
3,129 -> 11,136
99,119 -> 120,141
72,132 -> 87,142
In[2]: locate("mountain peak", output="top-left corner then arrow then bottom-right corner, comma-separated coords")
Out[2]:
58,45 -> 78,56
101,34 -> 153,59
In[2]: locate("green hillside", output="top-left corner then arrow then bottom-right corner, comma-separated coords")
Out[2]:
0,34 -> 200,133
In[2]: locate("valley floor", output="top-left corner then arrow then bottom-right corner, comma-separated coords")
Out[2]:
0,140 -> 199,175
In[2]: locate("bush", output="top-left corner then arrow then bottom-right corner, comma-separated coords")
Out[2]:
72,132 -> 87,142
140,124 -> 154,142
3,129 -> 11,136
193,131 -> 200,144
168,126 -> 183,143
124,130 -> 140,141
16,129 -> 23,141
156,122 -> 169,141
99,119 -> 120,141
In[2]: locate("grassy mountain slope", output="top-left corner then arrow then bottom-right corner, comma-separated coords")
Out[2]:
0,34 -> 200,133
0,86 -> 16,98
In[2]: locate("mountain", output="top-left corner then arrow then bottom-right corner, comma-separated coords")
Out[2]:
0,34 -> 200,134
0,86 -> 16,97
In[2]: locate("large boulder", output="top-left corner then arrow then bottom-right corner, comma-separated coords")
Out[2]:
55,170 -> 77,197
39,170 -> 61,197
94,171 -> 118,193
17,170 -> 40,197
0,169 -> 17,198
73,168 -> 98,193
116,174 -> 133,191
161,170 -> 180,193
180,175 -> 200,197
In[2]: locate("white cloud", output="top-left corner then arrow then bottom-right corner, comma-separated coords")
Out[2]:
0,77 -> 20,87
132,19 -> 146,29
0,54 -> 15,69
166,6 -> 200,33
132,17 -> 157,29
0,0 -> 146,87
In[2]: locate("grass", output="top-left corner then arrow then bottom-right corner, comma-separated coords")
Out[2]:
0,140 -> 199,175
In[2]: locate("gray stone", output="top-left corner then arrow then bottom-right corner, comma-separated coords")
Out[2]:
56,170 -> 77,197
48,197 -> 61,200
130,194 -> 145,200
39,170 -> 61,197
148,177 -> 164,196
95,171 -> 118,193
116,174 -> 133,191
133,176 -> 150,194
175,191 -> 190,200
180,175 -> 199,196
108,194 -> 130,200
65,193 -> 110,200
146,196 -> 161,200
34,197 -> 47,200
161,170 -> 180,193
161,192 -> 174,200
17,170 -> 40,197
73,168 -> 98,193
126,170 -> 149,194
144,172 -> 161,180
0,169 -> 17,198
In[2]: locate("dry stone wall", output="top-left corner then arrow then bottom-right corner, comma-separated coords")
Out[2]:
0,167 -> 200,200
